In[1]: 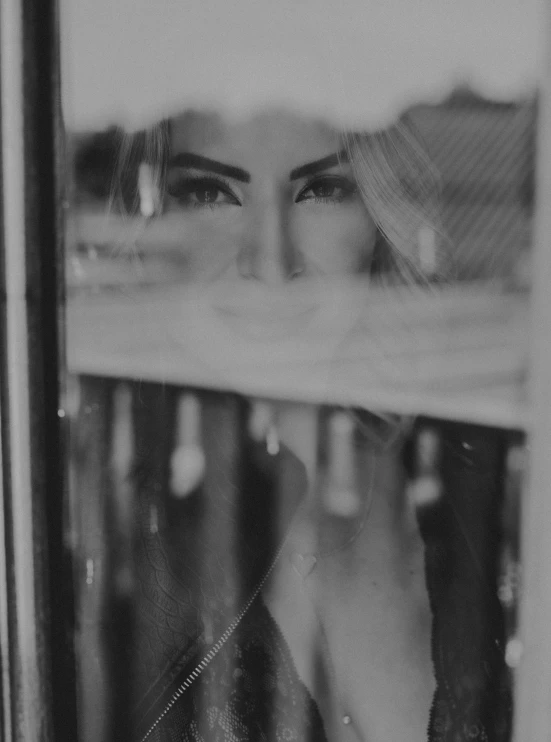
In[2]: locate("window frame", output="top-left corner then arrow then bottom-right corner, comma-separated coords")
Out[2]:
1,1 -> 551,741
0,0 -> 77,741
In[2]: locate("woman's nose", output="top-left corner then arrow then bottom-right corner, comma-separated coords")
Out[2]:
238,198 -> 304,284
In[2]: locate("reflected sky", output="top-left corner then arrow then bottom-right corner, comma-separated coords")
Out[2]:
61,0 -> 544,132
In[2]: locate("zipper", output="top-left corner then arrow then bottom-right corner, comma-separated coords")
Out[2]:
139,531 -> 291,742
425,541 -> 439,742
426,679 -> 438,742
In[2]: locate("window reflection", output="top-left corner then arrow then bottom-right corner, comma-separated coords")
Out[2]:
66,91 -> 530,742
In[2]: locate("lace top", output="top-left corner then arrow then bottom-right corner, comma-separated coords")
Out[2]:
132,428 -> 513,742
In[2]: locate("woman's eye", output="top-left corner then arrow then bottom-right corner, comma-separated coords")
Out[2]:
167,176 -> 241,208
296,176 -> 357,204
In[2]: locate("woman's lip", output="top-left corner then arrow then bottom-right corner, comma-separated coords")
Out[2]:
212,304 -> 318,341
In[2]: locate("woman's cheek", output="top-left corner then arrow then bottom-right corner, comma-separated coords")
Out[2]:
140,211 -> 243,281
185,226 -> 242,280
295,208 -> 376,275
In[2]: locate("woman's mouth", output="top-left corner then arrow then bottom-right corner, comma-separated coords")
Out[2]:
206,281 -> 323,340
170,277 -> 368,367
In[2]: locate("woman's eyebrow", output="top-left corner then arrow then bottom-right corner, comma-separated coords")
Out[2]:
168,153 -> 251,183
289,149 -> 349,181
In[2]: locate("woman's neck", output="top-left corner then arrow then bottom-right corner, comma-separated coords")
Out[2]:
262,432 -> 434,742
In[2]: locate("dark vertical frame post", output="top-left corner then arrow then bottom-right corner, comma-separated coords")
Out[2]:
0,0 -> 77,740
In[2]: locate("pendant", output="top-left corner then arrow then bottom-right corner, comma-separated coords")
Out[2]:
290,552 -> 318,578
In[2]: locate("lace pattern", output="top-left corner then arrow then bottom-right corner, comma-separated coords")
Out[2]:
138,599 -> 326,742
133,433 -> 513,742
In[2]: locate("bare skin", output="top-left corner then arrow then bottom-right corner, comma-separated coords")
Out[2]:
263,437 -> 435,742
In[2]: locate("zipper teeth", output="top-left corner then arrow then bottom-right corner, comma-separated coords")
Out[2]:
424,540 -> 441,742
139,535 -> 290,742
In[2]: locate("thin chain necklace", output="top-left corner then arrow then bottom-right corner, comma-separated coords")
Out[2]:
290,413 -> 406,569
284,414 -> 410,737
310,452 -> 377,562
288,473 -> 375,579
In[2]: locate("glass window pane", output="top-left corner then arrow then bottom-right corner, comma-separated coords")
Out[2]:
58,4 -> 544,741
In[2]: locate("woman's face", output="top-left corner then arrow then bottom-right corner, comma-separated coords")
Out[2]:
159,109 -> 377,283
141,109 -> 377,379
